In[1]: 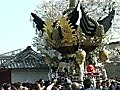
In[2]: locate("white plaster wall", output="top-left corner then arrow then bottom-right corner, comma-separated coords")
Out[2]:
11,69 -> 49,83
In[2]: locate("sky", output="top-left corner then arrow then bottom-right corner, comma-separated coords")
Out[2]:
0,0 -> 43,54
0,0 -> 120,54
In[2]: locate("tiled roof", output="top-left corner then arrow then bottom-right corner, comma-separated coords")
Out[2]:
0,56 -> 14,66
0,46 -> 48,69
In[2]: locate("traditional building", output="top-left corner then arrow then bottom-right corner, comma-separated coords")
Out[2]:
0,46 -> 49,85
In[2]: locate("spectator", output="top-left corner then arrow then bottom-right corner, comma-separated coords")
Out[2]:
86,59 -> 96,78
95,81 -> 102,90
101,80 -> 108,90
81,79 -> 95,90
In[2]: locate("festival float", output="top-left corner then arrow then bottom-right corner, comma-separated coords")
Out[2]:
30,0 -> 115,82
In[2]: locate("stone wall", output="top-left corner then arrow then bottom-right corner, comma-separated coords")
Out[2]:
104,42 -> 120,78
105,63 -> 120,78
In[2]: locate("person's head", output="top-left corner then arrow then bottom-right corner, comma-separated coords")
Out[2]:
11,85 -> 17,90
59,85 -> 67,90
106,80 -> 110,87
101,81 -> 107,87
83,79 -> 92,89
96,81 -> 101,88
39,78 -> 45,86
89,60 -> 93,64
111,81 -> 115,86
44,80 -> 51,87
87,56 -> 94,65
71,82 -> 80,90
3,83 -> 11,90
86,59 -> 94,66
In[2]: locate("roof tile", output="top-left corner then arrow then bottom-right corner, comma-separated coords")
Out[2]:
0,46 -> 48,69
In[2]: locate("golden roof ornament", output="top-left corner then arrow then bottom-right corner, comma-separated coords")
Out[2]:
75,49 -> 86,64
31,1 -> 115,54
99,49 -> 110,62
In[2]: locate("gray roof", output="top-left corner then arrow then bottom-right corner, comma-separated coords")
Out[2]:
0,46 -> 48,69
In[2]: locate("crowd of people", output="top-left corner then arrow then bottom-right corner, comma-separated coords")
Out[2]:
1,76 -> 120,90
1,57 -> 120,90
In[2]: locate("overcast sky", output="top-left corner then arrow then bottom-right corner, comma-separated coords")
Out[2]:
0,0 -> 43,54
0,0 -> 119,54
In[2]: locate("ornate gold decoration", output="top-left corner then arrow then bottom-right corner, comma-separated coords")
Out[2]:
43,14 -> 106,53
75,49 -> 86,64
58,16 -> 78,46
78,21 -> 105,47
43,16 -> 79,49
99,49 -> 109,62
